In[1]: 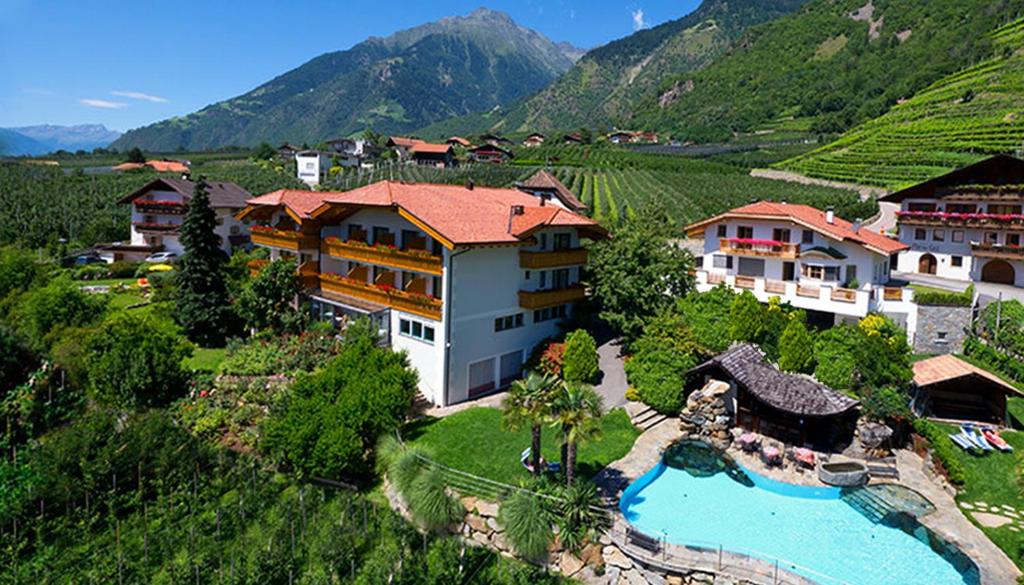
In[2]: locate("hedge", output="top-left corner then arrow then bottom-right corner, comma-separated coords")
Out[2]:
913,419 -> 965,486
913,284 -> 974,307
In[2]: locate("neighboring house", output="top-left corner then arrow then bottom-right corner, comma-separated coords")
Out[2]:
409,142 -> 454,167
516,169 -> 588,213
325,137 -> 378,167
108,177 -> 251,260
469,144 -> 513,164
563,133 -> 584,145
447,136 -> 472,148
882,155 -> 1024,287
295,150 -> 332,186
686,201 -> 916,333
113,159 -> 190,173
386,136 -> 423,160
910,354 -> 1024,425
479,133 -> 513,146
277,143 -> 301,160
236,180 -> 605,406
522,133 -> 545,147
607,131 -> 636,144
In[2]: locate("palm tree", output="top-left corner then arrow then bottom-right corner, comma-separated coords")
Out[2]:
501,371 -> 556,476
551,381 -> 604,486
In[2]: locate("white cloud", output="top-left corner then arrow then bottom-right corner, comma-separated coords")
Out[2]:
632,8 -> 649,31
110,90 -> 168,103
79,98 -> 127,109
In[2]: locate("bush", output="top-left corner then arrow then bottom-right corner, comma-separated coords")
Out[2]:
14,275 -> 107,350
677,286 -> 734,354
538,341 -> 565,377
499,490 -> 554,561
83,313 -> 193,409
624,348 -> 697,414
913,419 -> 965,486
236,258 -> 303,333
562,329 -> 600,383
217,332 -> 341,376
913,284 -> 974,307
861,386 -> 911,422
778,315 -> 815,374
0,246 -> 47,299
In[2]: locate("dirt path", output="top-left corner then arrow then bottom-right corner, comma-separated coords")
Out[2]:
750,168 -> 888,201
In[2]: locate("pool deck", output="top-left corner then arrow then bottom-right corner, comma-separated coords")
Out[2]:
593,420 -> 1021,585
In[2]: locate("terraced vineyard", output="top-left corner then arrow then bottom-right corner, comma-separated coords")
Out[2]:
781,17 -> 1024,190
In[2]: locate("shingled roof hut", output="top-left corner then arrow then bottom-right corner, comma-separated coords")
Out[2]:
688,343 -> 860,448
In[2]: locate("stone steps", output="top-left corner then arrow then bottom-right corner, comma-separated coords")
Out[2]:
629,405 -> 669,432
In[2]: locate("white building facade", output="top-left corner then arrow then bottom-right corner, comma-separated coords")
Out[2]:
239,181 -> 603,406
295,151 -> 332,186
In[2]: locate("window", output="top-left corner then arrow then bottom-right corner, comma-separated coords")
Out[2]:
772,228 -> 791,243
985,232 -> 999,245
737,226 -> 754,239
802,264 -> 839,281
230,225 -> 240,235
933,229 -> 945,242
845,265 -> 857,286
348,223 -> 364,241
947,203 -> 976,214
952,230 -> 964,243
908,202 -> 937,212
717,225 -> 727,238
524,270 -> 531,280
824,266 -> 840,281
373,226 -> 393,246
494,313 -> 525,332
1009,234 -> 1022,247
935,331 -> 949,345
989,204 -> 1022,215
305,162 -> 314,170
399,318 -> 435,344
914,228 -> 927,241
533,305 -> 568,323
802,230 -> 814,245
951,255 -> 963,267
553,233 -> 572,250
539,233 -> 548,250
695,256 -> 704,269
539,271 -> 547,288
552,268 -> 570,289
712,255 -> 733,269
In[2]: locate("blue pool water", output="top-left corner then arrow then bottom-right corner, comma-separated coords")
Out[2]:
619,442 -> 978,585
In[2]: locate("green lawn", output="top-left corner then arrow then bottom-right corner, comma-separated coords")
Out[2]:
77,278 -> 138,287
935,421 -> 1024,567
404,407 -> 640,485
185,347 -> 228,373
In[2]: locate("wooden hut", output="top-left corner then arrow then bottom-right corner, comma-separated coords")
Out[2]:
910,354 -> 1023,425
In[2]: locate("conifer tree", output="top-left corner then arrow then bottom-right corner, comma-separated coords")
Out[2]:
175,177 -> 232,345
778,316 -> 815,374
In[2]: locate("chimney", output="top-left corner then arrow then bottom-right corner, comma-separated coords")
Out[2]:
852,218 -> 862,232
826,206 -> 835,225
512,205 -> 525,216
466,179 -> 475,190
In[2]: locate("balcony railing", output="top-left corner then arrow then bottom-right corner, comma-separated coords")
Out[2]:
134,200 -> 187,215
319,273 -> 442,321
518,284 -> 586,309
830,287 -> 858,303
735,275 -> 756,289
519,248 -> 588,269
251,226 -> 320,250
720,238 -> 799,259
133,221 -> 180,233
796,285 -> 820,298
764,279 -> 787,294
896,211 -> 1024,229
971,241 -> 1024,260
322,237 -> 442,275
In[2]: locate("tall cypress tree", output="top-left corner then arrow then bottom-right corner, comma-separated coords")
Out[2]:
175,177 -> 232,346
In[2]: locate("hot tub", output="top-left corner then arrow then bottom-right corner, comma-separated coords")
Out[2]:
818,460 -> 869,486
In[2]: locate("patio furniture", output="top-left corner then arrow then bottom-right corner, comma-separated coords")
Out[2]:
626,527 -> 661,553
793,447 -> 816,469
520,447 -> 560,473
738,432 -> 760,453
761,445 -> 782,467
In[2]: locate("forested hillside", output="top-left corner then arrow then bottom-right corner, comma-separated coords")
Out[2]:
780,17 -> 1024,188
421,0 -> 808,137
111,9 -> 578,151
633,0 -> 1024,142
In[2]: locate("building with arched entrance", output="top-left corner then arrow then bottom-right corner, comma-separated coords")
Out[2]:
883,155 -> 1024,288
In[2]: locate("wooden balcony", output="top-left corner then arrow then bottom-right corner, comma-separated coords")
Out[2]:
322,238 -> 443,275
518,285 -> 586,309
971,242 -> 1024,260
319,273 -> 442,321
298,261 -> 320,289
765,279 -> 787,294
719,238 -> 799,259
133,221 -> 180,234
519,248 -> 588,269
796,285 -> 820,298
735,275 -> 756,289
897,212 -> 1024,230
830,288 -> 858,303
251,227 -> 320,251
134,200 -> 187,215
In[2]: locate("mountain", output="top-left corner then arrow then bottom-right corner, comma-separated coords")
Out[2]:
0,128 -> 51,156
780,17 -> 1024,189
421,0 -> 809,137
0,124 -> 121,156
632,0 -> 1024,142
112,9 -> 581,151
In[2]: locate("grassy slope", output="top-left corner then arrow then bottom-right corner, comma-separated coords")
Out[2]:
405,407 -> 640,485
781,18 -> 1024,189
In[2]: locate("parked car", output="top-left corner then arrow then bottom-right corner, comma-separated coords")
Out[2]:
145,252 -> 178,263
73,253 -> 107,266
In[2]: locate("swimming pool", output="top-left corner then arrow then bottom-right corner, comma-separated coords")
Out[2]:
619,441 -> 979,585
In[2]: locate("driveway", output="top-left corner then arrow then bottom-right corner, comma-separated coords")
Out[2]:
595,336 -> 628,412
892,271 -> 1024,306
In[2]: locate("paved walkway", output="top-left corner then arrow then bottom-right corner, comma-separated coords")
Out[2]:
893,271 -> 1024,305
595,337 -> 628,412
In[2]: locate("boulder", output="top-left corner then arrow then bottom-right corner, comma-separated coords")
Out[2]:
486,516 -> 503,533
580,542 -> 604,567
559,551 -> 585,576
490,531 -> 510,553
460,496 -> 478,513
604,545 -> 632,569
666,576 -> 684,585
620,568 -> 647,585
470,531 -> 490,547
466,514 -> 489,534
475,500 -> 499,518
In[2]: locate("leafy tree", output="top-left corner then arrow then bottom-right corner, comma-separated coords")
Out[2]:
174,177 -> 234,346
14,275 -> 107,350
860,386 -> 911,423
0,246 -> 46,300
499,490 -> 553,561
0,326 -> 32,396
856,314 -> 913,389
813,325 -> 860,390
561,329 -> 600,383
728,290 -> 765,344
677,285 -> 734,353
624,348 -> 697,414
124,147 -> 145,163
588,205 -> 693,343
550,381 -> 603,486
83,313 -> 193,409
236,258 -> 301,333
778,315 -> 815,374
501,371 -> 557,476
252,142 -> 276,160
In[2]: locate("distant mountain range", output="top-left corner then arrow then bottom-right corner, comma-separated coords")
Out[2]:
112,8 -> 581,151
0,124 -> 122,156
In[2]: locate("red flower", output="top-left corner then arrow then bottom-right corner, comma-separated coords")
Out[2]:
200,390 -> 208,398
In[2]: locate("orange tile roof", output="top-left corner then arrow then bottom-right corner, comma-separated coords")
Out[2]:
388,136 -> 424,148
447,136 -> 471,146
686,201 -> 907,255
913,354 -> 1023,396
520,170 -> 587,211
409,142 -> 453,155
243,181 -> 604,246
113,160 -> 190,173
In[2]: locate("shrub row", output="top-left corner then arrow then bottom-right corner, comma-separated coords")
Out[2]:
913,284 -> 974,307
913,419 -> 966,486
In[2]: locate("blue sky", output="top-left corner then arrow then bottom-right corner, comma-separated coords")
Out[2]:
0,0 -> 700,132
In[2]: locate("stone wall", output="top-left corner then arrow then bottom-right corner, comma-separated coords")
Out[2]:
914,305 -> 972,355
678,381 -> 733,450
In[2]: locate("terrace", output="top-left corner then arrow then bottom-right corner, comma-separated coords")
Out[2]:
321,236 -> 443,275
319,272 -> 442,320
518,248 -> 588,269
132,221 -> 180,233
518,284 -> 586,309
719,238 -> 800,259
134,200 -> 187,215
250,226 -> 320,250
970,241 -> 1024,260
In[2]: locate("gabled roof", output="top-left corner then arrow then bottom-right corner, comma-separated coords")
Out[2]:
409,143 -> 453,155
447,136 -> 471,147
470,144 -> 513,156
690,344 -> 859,417
913,354 -> 1024,396
114,159 -> 190,173
119,177 -> 251,209
526,132 -> 546,139
519,170 -> 587,211
881,155 -> 1024,203
387,136 -> 423,148
240,180 -> 605,248
685,201 -> 907,255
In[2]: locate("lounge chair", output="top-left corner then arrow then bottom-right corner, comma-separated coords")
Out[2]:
962,424 -> 994,451
948,433 -> 977,452
982,427 -> 1013,452
520,447 -> 560,473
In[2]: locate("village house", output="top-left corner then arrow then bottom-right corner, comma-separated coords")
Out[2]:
883,155 -> 1024,287
686,201 -> 916,333
479,133 -> 513,146
409,142 -> 455,167
236,180 -> 604,406
386,136 -> 423,160
324,137 -> 377,167
277,143 -> 302,161
910,354 -> 1024,426
469,143 -> 513,164
104,177 -> 251,261
446,136 -> 472,148
295,150 -> 332,186
522,133 -> 545,147
515,169 -> 588,214
113,159 -> 190,173
562,133 -> 584,145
